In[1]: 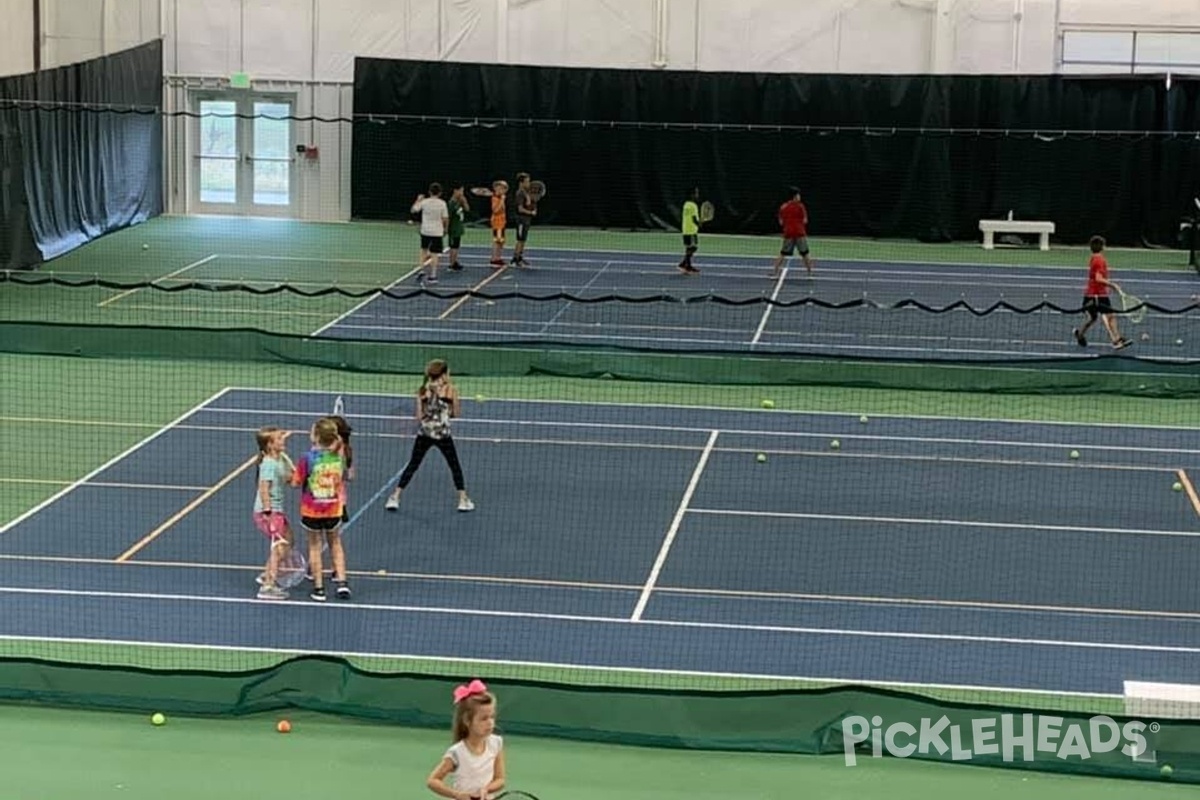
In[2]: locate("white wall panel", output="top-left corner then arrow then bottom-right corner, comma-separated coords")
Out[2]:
174,0 -> 243,76
42,0 -> 104,66
1060,0 -> 1200,29
951,0 -> 1057,73
694,0 -> 938,74
507,0 -> 655,69
243,0 -> 313,78
0,0 -> 34,76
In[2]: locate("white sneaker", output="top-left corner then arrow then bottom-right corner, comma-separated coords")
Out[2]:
385,496 -> 399,511
457,497 -> 475,512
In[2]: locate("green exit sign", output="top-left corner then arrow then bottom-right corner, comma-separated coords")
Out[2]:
229,72 -> 251,89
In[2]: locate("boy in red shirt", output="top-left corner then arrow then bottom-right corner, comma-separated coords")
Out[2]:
1074,235 -> 1131,350
771,188 -> 814,277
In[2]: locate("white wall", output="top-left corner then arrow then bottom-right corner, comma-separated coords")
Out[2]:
0,0 -> 34,77
13,0 -> 1200,221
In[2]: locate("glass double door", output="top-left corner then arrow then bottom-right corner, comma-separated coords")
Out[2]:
194,94 -> 295,215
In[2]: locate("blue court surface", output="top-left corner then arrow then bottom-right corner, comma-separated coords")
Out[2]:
312,246 -> 1200,362
1,388 -> 1199,698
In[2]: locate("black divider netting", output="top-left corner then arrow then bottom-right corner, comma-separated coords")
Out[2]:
5,272 -> 1200,363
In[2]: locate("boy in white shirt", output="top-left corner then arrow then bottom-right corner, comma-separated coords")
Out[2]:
411,183 -> 450,284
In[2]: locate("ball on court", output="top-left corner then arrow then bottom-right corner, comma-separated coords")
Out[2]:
1140,332 -> 1150,342
150,712 -> 165,726
830,439 -> 840,450
474,394 -> 485,403
756,453 -> 767,463
1160,763 -> 1174,778
1177,339 -> 1184,346
376,569 -> 387,575
1069,450 -> 1080,460
1174,481 -> 1184,492
141,243 -> 149,250
277,720 -> 291,734
859,415 -> 869,424
761,399 -> 775,409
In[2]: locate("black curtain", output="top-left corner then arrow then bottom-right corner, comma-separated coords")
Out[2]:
351,59 -> 1200,247
0,40 -> 162,269
0,101 -> 39,270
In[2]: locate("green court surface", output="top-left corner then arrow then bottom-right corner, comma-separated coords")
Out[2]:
4,704 -> 1194,800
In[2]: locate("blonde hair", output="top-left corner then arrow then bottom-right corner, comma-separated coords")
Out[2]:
312,417 -> 340,447
452,690 -> 496,742
255,426 -> 281,464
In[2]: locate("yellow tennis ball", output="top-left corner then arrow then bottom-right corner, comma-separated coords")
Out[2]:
756,453 -> 767,463
1174,481 -> 1184,492
761,399 -> 775,409
859,415 -> 869,423
151,712 -> 166,726
1069,450 -> 1080,460
474,394 -> 485,402
1160,763 -> 1174,778
830,439 -> 840,450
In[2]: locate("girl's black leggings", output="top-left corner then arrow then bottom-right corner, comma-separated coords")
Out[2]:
397,434 -> 465,490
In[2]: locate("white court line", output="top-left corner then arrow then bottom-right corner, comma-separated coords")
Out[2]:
198,406 -> 1200,458
750,267 -> 788,345
687,507 -> 1200,539
630,430 -> 720,621
0,633 -> 1123,700
1,585 -> 1196,655
536,260 -> 614,335
222,386 -> 1200,432
3,552 -> 1196,623
218,253 -> 411,266
308,266 -> 423,336
0,387 -> 232,535
96,254 -> 219,307
0,478 -> 207,491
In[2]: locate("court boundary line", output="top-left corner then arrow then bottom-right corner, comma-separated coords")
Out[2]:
750,267 -> 788,345
223,387 -> 1200,433
1,585 -> 1197,655
687,507 -> 1200,539
0,478 -> 209,491
631,430 -> 720,621
1176,469 -> 1200,517
437,265 -> 511,320
0,387 -> 233,535
0,633 -> 1123,701
96,254 -> 219,307
4,552 -> 1198,622
536,260 -> 614,334
114,455 -> 260,562
308,266 -> 423,336
198,405 -> 1200,458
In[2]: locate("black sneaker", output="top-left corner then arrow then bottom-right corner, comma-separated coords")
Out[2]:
335,581 -> 352,600
310,586 -> 327,602
1113,338 -> 1132,350
449,262 -> 463,271
1073,328 -> 1087,347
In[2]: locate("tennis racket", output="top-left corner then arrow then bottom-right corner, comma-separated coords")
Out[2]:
470,186 -> 493,197
699,200 -> 715,223
492,792 -> 541,800
333,394 -> 345,416
1116,287 -> 1146,324
528,180 -> 547,201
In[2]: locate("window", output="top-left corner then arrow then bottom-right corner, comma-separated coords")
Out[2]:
1061,30 -> 1200,74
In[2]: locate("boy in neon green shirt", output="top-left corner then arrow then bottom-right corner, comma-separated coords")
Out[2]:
679,187 -> 701,274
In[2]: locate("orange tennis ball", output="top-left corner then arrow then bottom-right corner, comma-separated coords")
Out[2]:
277,720 -> 291,733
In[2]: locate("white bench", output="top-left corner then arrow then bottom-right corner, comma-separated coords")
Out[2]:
979,219 -> 1055,250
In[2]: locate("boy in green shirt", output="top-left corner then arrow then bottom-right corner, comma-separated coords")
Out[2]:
447,184 -> 468,271
679,187 -> 701,274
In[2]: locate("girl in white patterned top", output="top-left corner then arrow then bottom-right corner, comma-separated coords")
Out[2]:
427,679 -> 506,800
385,359 -> 475,513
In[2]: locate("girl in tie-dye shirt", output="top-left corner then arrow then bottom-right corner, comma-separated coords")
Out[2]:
291,417 -> 349,602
